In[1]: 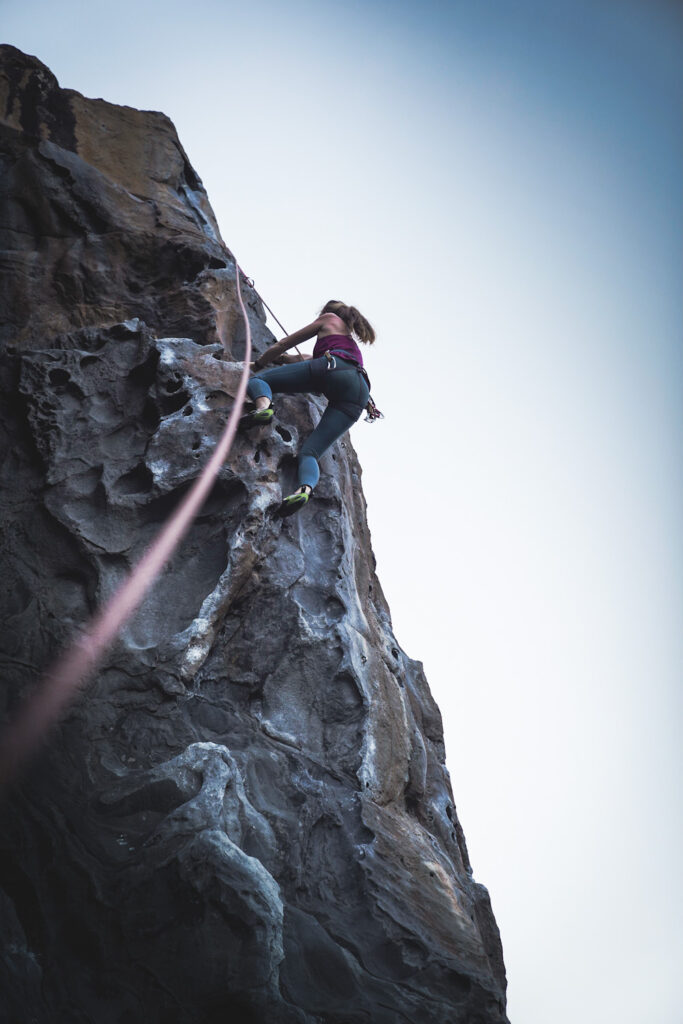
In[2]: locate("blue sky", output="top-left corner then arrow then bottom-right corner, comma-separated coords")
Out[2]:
3,1 -> 682,1021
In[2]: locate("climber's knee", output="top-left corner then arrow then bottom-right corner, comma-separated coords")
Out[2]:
247,377 -> 271,402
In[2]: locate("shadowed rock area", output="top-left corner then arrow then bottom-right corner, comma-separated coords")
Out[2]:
0,46 -> 508,1024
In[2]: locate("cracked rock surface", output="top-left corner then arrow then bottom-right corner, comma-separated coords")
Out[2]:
0,46 -> 508,1024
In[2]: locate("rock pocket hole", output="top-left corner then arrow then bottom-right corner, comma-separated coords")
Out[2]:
160,389 -> 191,415
128,351 -> 160,386
142,397 -> 161,430
49,368 -> 70,386
275,425 -> 292,442
182,406 -> 193,416
114,463 -> 154,496
191,439 -> 201,451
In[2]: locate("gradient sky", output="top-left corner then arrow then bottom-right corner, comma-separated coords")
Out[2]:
3,1 -> 682,1021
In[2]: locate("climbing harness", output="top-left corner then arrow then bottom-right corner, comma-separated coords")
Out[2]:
323,351 -> 384,423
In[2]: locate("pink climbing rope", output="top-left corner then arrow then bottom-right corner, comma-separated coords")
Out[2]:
0,264 -> 253,791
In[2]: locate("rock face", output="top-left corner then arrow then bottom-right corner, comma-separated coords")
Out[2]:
0,46 -> 508,1024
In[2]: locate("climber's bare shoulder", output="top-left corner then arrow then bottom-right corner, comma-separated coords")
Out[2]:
316,312 -> 349,338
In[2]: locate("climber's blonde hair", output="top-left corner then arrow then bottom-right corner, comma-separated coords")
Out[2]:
321,300 -> 376,345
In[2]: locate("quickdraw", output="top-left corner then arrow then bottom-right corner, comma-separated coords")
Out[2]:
365,397 -> 384,423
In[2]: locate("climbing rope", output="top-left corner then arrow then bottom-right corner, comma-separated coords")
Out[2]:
0,264 -> 254,792
247,280 -> 303,358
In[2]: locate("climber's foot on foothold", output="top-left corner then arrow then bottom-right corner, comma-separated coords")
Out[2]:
240,404 -> 274,429
277,485 -> 312,517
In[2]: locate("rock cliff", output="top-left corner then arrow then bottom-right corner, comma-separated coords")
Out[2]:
0,46 -> 508,1024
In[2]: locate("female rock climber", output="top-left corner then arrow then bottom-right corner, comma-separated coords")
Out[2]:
242,300 -> 376,516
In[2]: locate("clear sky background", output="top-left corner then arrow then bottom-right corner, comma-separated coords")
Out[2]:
3,1 -> 681,1021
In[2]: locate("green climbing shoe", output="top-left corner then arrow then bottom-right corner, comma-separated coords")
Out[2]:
240,405 -> 274,429
277,488 -> 311,517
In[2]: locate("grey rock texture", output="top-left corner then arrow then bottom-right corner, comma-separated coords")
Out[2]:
0,46 -> 508,1024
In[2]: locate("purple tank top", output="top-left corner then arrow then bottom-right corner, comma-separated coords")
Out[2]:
312,333 -> 364,367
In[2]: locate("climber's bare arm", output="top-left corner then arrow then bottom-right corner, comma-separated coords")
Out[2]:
252,313 -> 342,370
277,352 -> 312,364
252,318 -> 322,369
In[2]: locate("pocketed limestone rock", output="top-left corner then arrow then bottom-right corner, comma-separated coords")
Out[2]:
0,45 -> 508,1024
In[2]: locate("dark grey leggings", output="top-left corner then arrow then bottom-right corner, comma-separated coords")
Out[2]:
247,355 -> 369,488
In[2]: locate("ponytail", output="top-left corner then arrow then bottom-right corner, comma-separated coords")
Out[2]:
320,299 -> 376,345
